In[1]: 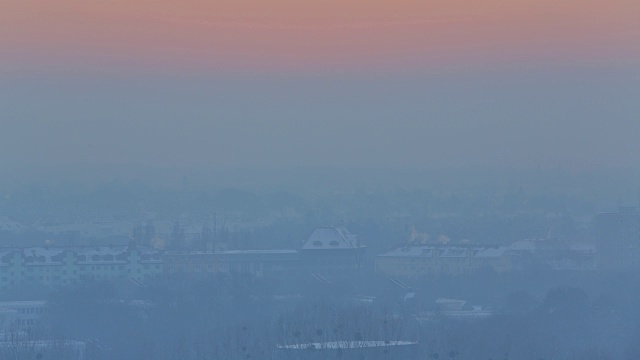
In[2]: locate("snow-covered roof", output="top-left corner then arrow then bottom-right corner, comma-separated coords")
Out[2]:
164,250 -> 298,256
0,301 -> 47,309
75,246 -> 129,264
301,227 -> 362,250
0,246 -> 161,265
474,247 -> 508,258
508,240 -> 537,252
403,292 -> 416,301
439,248 -> 467,258
436,298 -> 467,306
378,246 -> 432,257
278,340 -> 417,350
0,340 -> 86,349
23,247 -> 67,264
508,240 -> 596,254
221,249 -> 298,255
378,245 -> 507,259
435,298 -> 468,311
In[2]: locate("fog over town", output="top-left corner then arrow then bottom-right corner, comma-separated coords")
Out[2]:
1,2 -> 640,357
1,157 -> 640,359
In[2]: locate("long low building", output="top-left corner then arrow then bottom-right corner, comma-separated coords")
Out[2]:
164,226 -> 367,279
0,227 -> 366,287
0,246 -> 162,289
163,249 -> 299,278
277,340 -> 419,359
376,245 -> 511,277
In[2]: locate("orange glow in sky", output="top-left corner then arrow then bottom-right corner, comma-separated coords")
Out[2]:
1,0 -> 639,73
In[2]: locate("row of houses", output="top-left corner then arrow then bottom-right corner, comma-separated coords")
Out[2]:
0,229 -> 508,290
163,226 -> 367,279
0,227 -> 367,289
373,208 -> 634,275
2,224 -> 613,289
375,245 -> 511,277
0,246 -> 162,289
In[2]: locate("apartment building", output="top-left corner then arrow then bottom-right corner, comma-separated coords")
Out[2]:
0,246 -> 162,289
376,245 -> 511,277
163,249 -> 299,278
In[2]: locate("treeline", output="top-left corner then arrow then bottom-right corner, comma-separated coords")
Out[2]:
12,269 -> 637,359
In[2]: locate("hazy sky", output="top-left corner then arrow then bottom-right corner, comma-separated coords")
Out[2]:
1,0 -> 639,172
2,0 -> 639,72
